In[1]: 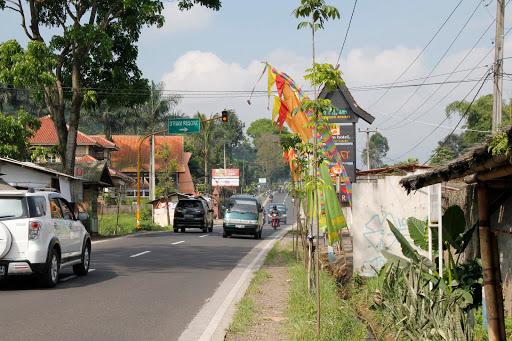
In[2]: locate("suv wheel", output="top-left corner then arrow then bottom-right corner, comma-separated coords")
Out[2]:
40,248 -> 60,288
73,242 -> 91,276
173,228 -> 178,233
208,222 -> 213,233
181,227 -> 185,233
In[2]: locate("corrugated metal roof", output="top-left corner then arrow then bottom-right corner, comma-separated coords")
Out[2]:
110,135 -> 185,173
0,157 -> 80,180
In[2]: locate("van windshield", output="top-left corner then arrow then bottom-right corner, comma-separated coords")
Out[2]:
0,197 -> 27,220
226,199 -> 258,214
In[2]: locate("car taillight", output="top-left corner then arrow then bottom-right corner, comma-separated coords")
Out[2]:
28,221 -> 41,240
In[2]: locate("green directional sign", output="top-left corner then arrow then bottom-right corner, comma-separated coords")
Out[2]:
168,118 -> 201,134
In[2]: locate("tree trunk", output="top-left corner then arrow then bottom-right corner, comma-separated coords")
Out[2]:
64,57 -> 84,175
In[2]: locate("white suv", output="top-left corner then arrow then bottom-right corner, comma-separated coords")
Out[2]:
0,190 -> 91,287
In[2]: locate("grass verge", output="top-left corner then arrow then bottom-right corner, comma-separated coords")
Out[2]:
287,263 -> 367,341
228,239 -> 295,335
98,212 -> 169,236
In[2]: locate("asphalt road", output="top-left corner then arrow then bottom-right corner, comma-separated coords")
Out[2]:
0,192 -> 294,341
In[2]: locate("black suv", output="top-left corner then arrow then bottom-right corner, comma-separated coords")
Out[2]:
173,198 -> 214,233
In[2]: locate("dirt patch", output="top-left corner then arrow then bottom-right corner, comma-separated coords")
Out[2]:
225,240 -> 291,341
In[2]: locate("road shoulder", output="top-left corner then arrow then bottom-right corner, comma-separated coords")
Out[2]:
178,226 -> 291,341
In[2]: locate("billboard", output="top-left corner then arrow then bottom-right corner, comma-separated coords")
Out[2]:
212,169 -> 240,187
258,178 -> 267,184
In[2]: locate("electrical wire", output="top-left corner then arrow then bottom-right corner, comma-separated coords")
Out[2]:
366,0 -> 466,110
335,0 -> 358,67
379,0 -> 483,129
393,69 -> 491,162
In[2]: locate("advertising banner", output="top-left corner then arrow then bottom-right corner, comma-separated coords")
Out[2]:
212,169 -> 240,187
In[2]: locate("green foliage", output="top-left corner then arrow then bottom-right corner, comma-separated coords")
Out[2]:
304,63 -> 344,90
361,132 -> 390,168
246,118 -> 283,140
432,94 -> 512,164
98,212 -> 136,236
443,205 -> 466,251
0,110 -> 40,160
287,263 -> 366,340
407,217 -> 430,252
155,144 -> 178,198
377,262 -> 474,340
293,0 -> 340,31
488,129 -> 511,156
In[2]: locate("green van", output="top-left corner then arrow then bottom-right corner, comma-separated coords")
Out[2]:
222,195 -> 264,239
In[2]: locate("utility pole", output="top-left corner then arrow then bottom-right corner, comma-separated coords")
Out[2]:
492,0 -> 505,133
149,82 -> 156,222
358,128 -> 378,174
223,144 -> 227,170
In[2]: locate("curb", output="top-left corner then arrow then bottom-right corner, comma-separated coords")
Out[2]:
178,224 -> 294,341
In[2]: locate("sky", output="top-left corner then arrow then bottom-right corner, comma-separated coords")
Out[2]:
1,0 -> 512,165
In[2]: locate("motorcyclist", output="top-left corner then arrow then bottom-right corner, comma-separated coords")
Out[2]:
269,205 -> 280,227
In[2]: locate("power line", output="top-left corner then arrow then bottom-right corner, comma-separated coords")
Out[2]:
394,69 -> 491,162
379,0 -> 482,129
335,0 -> 358,67
367,0 -> 466,110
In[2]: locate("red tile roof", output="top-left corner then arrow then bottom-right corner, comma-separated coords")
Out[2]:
110,135 -> 185,173
90,136 -> 118,150
75,155 -> 99,163
30,115 -> 107,147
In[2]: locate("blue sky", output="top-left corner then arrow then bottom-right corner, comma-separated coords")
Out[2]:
1,0 -> 511,164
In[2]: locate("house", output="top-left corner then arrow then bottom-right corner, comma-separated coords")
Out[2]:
110,135 -> 195,196
0,157 -> 83,202
400,126 -> 512,340
30,116 -> 119,163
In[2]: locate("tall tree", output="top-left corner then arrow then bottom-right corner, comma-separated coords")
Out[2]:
254,133 -> 287,184
247,118 -> 282,140
361,132 -> 389,169
0,0 -> 221,174
430,94 -> 512,165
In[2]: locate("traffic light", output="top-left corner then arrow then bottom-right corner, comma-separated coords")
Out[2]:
221,110 -> 229,123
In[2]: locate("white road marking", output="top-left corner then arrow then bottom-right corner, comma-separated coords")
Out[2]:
199,235 -> 208,238
129,251 -> 151,258
88,268 -> 96,273
60,275 -> 77,282
172,240 -> 185,245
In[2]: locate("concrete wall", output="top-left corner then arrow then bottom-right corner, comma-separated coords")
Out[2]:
351,175 -> 428,276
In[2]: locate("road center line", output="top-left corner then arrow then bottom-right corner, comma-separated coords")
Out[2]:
172,240 -> 185,245
199,235 -> 208,238
130,251 -> 151,258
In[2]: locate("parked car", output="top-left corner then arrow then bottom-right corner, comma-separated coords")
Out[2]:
0,189 -> 91,287
173,198 -> 214,233
223,195 -> 264,239
265,203 -> 287,224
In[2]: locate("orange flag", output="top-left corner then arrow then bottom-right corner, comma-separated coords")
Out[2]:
282,84 -> 313,141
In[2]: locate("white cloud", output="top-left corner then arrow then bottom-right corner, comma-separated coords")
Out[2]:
157,3 -> 214,33
161,43 -> 505,163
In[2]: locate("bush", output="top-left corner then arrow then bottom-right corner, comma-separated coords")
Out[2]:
139,220 -> 168,231
287,264 -> 366,340
98,213 -> 136,236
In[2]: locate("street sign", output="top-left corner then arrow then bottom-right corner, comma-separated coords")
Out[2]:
168,118 -> 201,134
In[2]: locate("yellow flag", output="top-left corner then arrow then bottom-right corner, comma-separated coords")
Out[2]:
267,67 -> 276,98
272,96 -> 281,121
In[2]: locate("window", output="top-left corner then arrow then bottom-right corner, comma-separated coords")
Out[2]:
50,199 -> 63,219
226,199 -> 258,214
59,199 -> 75,220
177,200 -> 202,209
28,197 -> 47,218
0,197 -> 27,220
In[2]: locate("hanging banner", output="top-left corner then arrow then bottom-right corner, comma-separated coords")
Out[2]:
212,169 -> 240,187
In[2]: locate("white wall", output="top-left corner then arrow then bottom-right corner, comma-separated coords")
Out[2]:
0,164 -> 52,189
351,175 -> 428,276
154,202 -> 177,227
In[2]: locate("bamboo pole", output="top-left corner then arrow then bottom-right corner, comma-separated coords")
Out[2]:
477,185 -> 506,340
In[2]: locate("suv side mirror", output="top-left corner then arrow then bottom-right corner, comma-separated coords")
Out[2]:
77,212 -> 89,221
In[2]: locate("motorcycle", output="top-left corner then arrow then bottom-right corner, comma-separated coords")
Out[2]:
270,212 -> 280,230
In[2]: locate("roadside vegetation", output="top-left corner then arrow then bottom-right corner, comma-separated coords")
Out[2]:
98,207 -> 168,236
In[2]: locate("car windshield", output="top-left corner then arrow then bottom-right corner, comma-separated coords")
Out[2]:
227,199 -> 258,214
178,200 -> 202,209
0,196 -> 27,220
